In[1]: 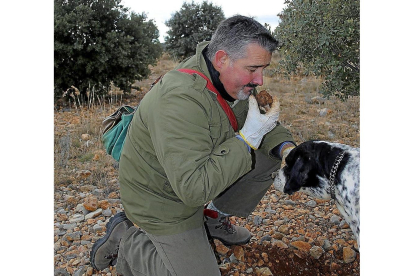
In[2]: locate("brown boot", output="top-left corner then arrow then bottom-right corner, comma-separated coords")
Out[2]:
204,209 -> 251,246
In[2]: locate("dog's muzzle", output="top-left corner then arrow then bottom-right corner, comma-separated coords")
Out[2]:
272,170 -> 285,192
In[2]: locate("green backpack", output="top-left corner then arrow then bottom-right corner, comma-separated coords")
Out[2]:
102,105 -> 136,162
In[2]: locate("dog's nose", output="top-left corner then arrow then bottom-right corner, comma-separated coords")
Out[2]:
283,186 -> 294,195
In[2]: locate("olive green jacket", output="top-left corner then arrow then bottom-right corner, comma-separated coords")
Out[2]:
119,41 -> 294,235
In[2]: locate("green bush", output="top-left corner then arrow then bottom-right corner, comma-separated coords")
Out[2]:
164,1 -> 225,60
275,0 -> 360,100
54,0 -> 163,98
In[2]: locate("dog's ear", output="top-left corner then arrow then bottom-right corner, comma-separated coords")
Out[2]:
283,153 -> 313,194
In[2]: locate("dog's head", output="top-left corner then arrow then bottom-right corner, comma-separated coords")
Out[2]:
273,141 -> 329,198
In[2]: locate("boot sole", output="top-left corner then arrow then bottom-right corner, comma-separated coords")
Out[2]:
90,212 -> 129,270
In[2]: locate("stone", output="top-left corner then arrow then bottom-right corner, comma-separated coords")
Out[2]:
343,246 -> 356,263
219,263 -> 230,273
75,204 -> 89,215
92,224 -> 104,233
294,249 -> 307,259
92,189 -> 104,196
229,253 -> 238,263
310,246 -> 324,259
65,196 -> 77,207
272,240 -> 288,249
65,231 -> 82,241
255,267 -> 273,275
305,200 -> 317,207
102,208 -> 113,217
73,266 -> 86,276
340,220 -> 350,229
291,241 -> 312,252
261,252 -> 269,262
86,267 -> 93,275
273,220 -> 285,227
98,200 -> 110,210
81,133 -> 90,141
335,238 -> 348,247
108,191 -> 119,199
85,208 -> 103,220
62,223 -> 77,230
69,214 -> 85,224
76,170 -> 91,179
260,235 -> 272,243
330,215 -> 341,225
272,232 -> 285,240
83,196 -> 98,212
278,225 -> 289,235
54,268 -> 70,276
214,240 -> 229,255
253,215 -> 263,226
233,246 -> 245,261
331,262 -> 341,271
81,234 -> 92,241
322,239 -> 332,250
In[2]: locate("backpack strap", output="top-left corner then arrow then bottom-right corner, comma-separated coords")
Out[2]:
177,68 -> 238,132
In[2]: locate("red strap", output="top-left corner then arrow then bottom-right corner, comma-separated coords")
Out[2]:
177,68 -> 238,132
203,208 -> 219,219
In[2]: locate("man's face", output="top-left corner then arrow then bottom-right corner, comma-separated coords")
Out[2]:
218,43 -> 272,100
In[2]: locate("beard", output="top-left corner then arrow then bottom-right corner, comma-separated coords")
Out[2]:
236,83 -> 257,100
236,89 -> 250,100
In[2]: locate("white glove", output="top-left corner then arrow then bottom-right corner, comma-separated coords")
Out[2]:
239,95 -> 280,150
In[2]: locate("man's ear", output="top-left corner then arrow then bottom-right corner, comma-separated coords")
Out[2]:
214,50 -> 229,71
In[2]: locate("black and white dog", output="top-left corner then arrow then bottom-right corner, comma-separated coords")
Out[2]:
273,141 -> 360,247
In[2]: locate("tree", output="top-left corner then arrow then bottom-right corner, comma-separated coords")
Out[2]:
54,0 -> 163,99
275,0 -> 359,99
164,1 -> 225,60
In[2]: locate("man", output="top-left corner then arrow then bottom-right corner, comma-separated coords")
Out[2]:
91,15 -> 296,275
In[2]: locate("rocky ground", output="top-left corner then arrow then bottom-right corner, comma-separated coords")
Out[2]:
54,167 -> 359,276
54,54 -> 360,275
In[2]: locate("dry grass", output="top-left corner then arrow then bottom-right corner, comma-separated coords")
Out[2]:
263,54 -> 359,147
54,53 -> 359,190
54,54 -> 179,192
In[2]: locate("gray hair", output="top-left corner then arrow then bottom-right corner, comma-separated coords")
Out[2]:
206,15 -> 278,62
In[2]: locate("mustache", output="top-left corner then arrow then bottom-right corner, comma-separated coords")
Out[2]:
244,83 -> 258,88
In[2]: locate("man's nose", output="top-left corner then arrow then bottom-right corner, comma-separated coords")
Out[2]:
251,70 -> 264,86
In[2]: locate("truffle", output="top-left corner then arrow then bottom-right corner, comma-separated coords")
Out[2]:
256,90 -> 273,109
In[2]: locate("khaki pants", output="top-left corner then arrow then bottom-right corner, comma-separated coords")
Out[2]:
116,151 -> 280,276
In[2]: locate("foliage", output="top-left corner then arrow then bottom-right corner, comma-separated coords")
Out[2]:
275,0 -> 359,99
164,1 -> 225,60
54,0 -> 163,98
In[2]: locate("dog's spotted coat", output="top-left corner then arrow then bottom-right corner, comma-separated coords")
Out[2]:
273,141 -> 360,247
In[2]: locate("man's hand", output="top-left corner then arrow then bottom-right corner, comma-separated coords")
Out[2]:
239,95 -> 280,150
